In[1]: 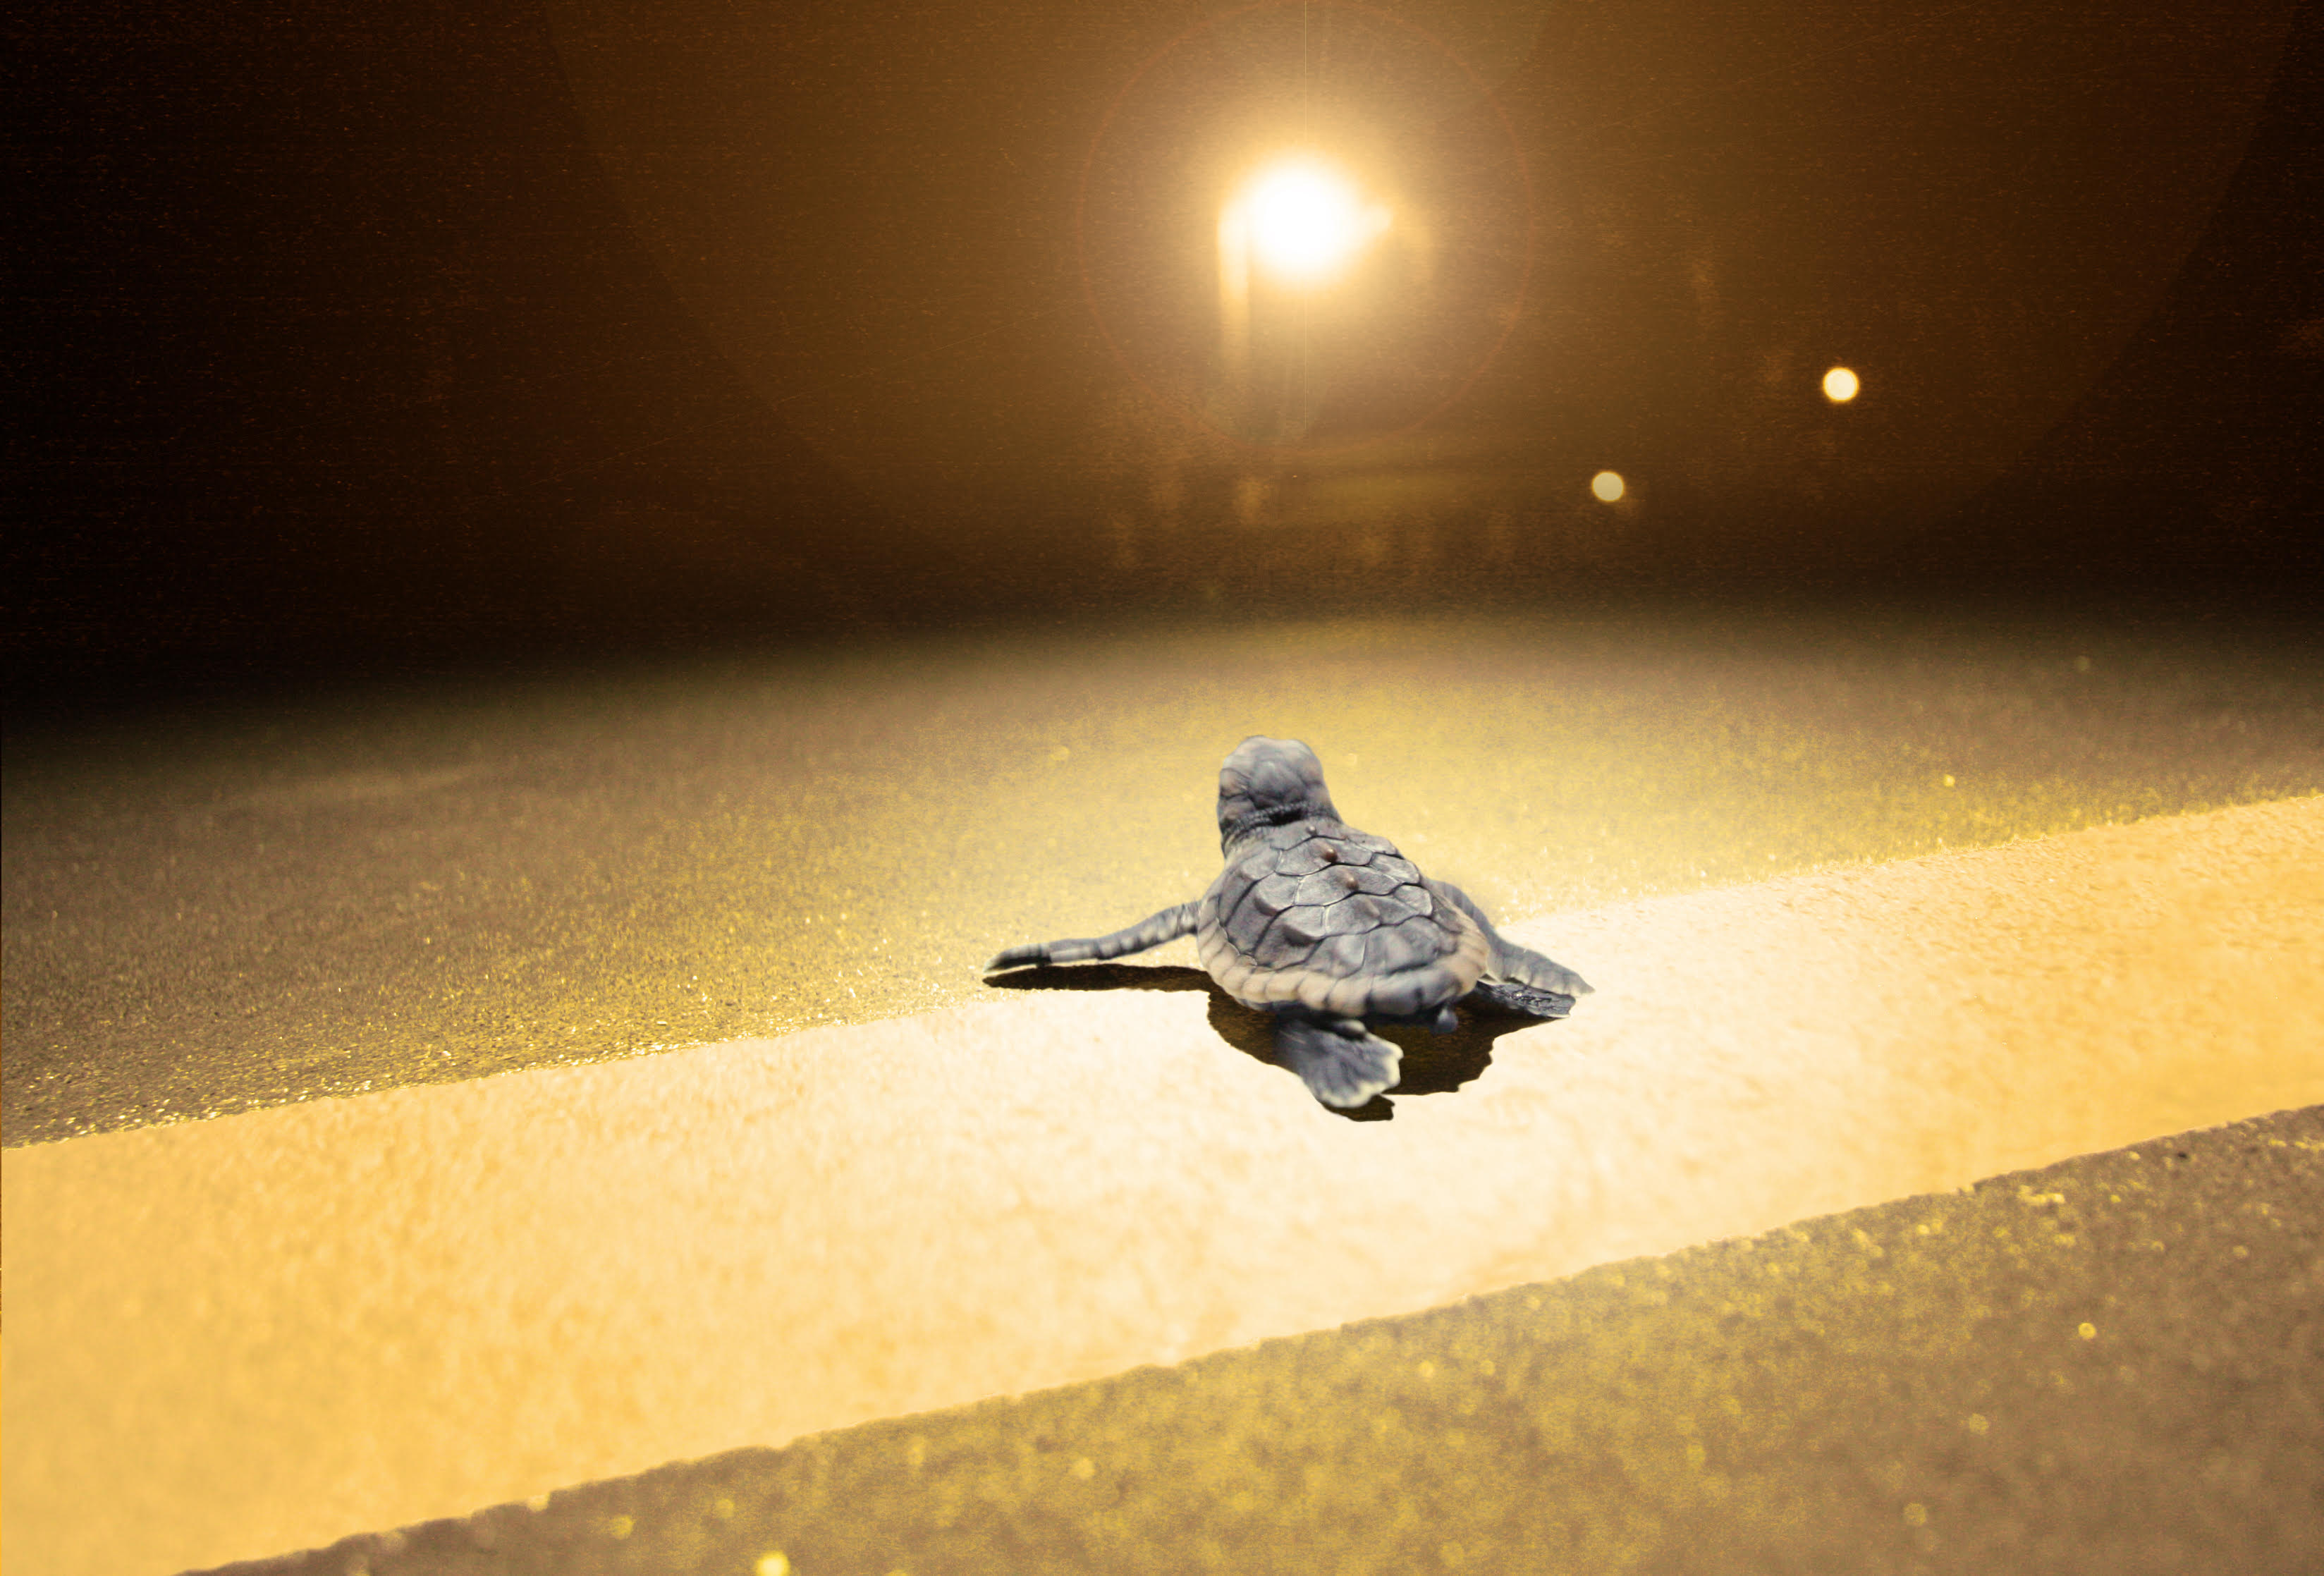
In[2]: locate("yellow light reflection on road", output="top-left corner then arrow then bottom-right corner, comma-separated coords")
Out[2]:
1230,155 -> 1390,288
1823,366 -> 1861,403
1591,470 -> 1626,502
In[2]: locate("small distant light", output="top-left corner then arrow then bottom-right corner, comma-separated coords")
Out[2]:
1590,470 -> 1625,502
1823,366 -> 1861,403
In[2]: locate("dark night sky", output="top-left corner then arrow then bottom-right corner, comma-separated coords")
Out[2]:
8,1 -> 2318,707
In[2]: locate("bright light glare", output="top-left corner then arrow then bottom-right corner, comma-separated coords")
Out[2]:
1590,470 -> 1626,502
1823,366 -> 1861,403
1235,157 -> 1389,286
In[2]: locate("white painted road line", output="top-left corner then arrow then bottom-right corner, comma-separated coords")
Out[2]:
6,798 -> 2321,1576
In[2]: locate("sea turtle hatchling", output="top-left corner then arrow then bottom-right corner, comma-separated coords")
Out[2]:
984,735 -> 1591,1108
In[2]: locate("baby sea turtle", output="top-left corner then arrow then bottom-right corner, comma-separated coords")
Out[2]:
984,735 -> 1591,1108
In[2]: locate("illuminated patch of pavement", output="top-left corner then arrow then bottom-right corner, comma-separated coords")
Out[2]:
6,798 -> 2319,1574
209,1106 -> 2324,1576
7,608 -> 2320,1146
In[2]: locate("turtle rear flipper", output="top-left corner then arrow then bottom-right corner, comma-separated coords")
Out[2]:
1486,938 -> 1591,1000
1428,879 -> 1593,998
984,902 -> 1198,974
1273,1015 -> 1402,1108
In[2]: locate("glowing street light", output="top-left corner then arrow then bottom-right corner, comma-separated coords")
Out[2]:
1216,152 -> 1393,430
1234,155 -> 1390,288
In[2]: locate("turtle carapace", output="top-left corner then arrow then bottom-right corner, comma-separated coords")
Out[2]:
984,736 -> 1591,1107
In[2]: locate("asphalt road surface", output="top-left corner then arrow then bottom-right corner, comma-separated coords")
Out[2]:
5,603 -> 2321,1575
6,604 -> 2320,1146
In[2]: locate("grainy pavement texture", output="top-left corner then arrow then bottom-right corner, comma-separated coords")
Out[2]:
4,609 -> 2322,1575
8,610 -> 2320,1144
202,1106 -> 2324,1576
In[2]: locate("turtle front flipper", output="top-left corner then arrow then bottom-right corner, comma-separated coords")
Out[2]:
983,902 -> 1199,974
1428,879 -> 1592,1001
1273,1013 -> 1402,1108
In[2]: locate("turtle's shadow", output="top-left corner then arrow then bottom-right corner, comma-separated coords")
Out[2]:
984,963 -> 1553,1121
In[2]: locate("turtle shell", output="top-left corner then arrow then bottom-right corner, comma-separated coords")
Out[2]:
1194,817 -> 1491,1020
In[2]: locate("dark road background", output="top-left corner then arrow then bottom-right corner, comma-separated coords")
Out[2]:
9,1 -> 2320,712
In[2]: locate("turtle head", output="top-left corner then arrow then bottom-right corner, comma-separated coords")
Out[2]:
1216,735 -> 1339,850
